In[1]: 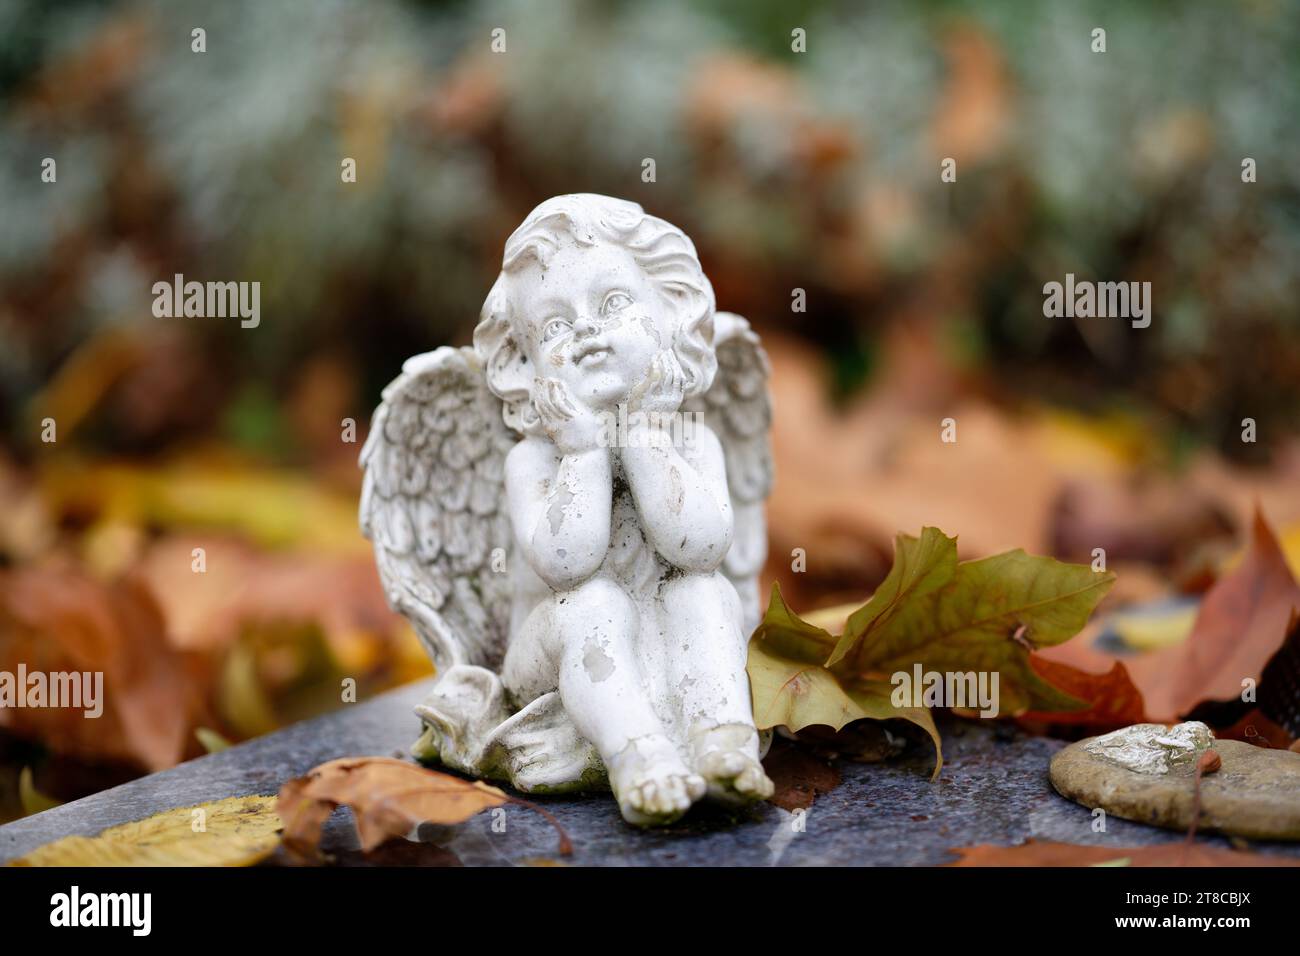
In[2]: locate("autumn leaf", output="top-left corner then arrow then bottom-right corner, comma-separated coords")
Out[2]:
9,795 -> 281,867
762,740 -> 842,812
1019,658 -> 1146,731
39,458 -> 370,557
0,568 -> 199,771
945,839 -> 1300,868
749,530 -> 1116,776
1127,509 -> 1300,722
195,727 -> 233,753
1256,609 -> 1300,739
1195,609 -> 1300,747
277,756 -> 570,858
279,757 -> 505,854
18,766 -> 61,816
747,584 -> 944,777
828,527 -> 958,667
1051,479 -> 1234,573
835,530 -> 1116,713
746,583 -> 843,729
1216,708 -> 1294,750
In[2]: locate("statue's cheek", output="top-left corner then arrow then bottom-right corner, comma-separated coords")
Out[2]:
615,308 -> 664,349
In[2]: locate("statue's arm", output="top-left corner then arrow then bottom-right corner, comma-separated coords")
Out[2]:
620,422 -> 733,573
505,437 -> 613,591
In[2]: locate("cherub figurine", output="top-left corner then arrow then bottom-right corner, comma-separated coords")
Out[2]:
361,194 -> 774,824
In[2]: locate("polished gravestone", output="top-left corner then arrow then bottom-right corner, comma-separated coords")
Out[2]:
2,679 -> 1297,866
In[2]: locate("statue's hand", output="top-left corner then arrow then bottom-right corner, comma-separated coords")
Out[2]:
534,378 -> 606,455
636,351 -> 686,417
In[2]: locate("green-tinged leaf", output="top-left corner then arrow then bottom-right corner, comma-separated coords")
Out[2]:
747,584 -> 943,777
843,681 -> 943,779
19,767 -> 62,816
845,548 -> 1115,714
748,634 -> 859,732
829,527 -> 959,667
752,581 -> 838,664
195,727 -> 232,754
747,534 -> 1113,779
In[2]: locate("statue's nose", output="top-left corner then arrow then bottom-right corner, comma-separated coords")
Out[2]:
573,313 -> 600,337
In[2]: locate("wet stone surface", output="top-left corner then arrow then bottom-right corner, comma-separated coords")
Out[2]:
1051,735 -> 1300,841
2,680 -> 1297,865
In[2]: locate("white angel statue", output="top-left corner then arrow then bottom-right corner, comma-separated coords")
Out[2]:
360,194 -> 774,825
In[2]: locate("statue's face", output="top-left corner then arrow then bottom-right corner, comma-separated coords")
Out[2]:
511,237 -> 672,411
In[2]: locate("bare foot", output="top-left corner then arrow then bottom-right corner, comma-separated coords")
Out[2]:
608,735 -> 706,826
691,723 -> 774,806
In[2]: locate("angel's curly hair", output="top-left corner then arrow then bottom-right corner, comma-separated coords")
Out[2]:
473,194 -> 717,435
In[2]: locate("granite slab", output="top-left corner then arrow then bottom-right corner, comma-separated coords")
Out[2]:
2,680 -> 1296,865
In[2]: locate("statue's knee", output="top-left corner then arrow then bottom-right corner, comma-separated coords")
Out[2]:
661,572 -> 732,609
661,574 -> 708,602
660,573 -> 742,634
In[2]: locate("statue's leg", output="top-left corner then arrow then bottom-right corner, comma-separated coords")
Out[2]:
501,600 -> 560,708
548,576 -> 705,824
660,572 -> 774,805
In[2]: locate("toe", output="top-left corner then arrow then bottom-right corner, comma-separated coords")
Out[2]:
739,765 -> 774,798
632,782 -> 654,811
685,773 -> 707,801
639,782 -> 663,814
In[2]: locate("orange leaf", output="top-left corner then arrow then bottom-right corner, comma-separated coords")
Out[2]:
946,839 -> 1299,867
1213,708 -> 1294,749
1020,657 -> 1146,730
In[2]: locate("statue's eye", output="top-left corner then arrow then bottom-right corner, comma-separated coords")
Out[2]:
541,317 -> 571,342
602,291 -> 633,315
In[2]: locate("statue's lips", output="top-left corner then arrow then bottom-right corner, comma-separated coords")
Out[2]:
574,342 -> 611,367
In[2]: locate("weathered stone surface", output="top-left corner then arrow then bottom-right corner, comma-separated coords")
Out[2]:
2,681 -> 1298,864
1082,721 -> 1214,775
1051,735 -> 1300,841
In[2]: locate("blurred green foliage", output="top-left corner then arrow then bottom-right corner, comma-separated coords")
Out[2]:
1,0 -> 1297,457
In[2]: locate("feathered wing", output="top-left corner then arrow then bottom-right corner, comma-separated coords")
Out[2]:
687,312 -> 773,631
359,347 -> 517,673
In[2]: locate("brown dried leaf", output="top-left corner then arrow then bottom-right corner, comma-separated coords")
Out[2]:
277,757 -> 509,855
1050,479 -> 1234,570
1128,509 -> 1300,722
0,567 -> 196,771
762,740 -> 841,812
946,838 -> 1299,868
